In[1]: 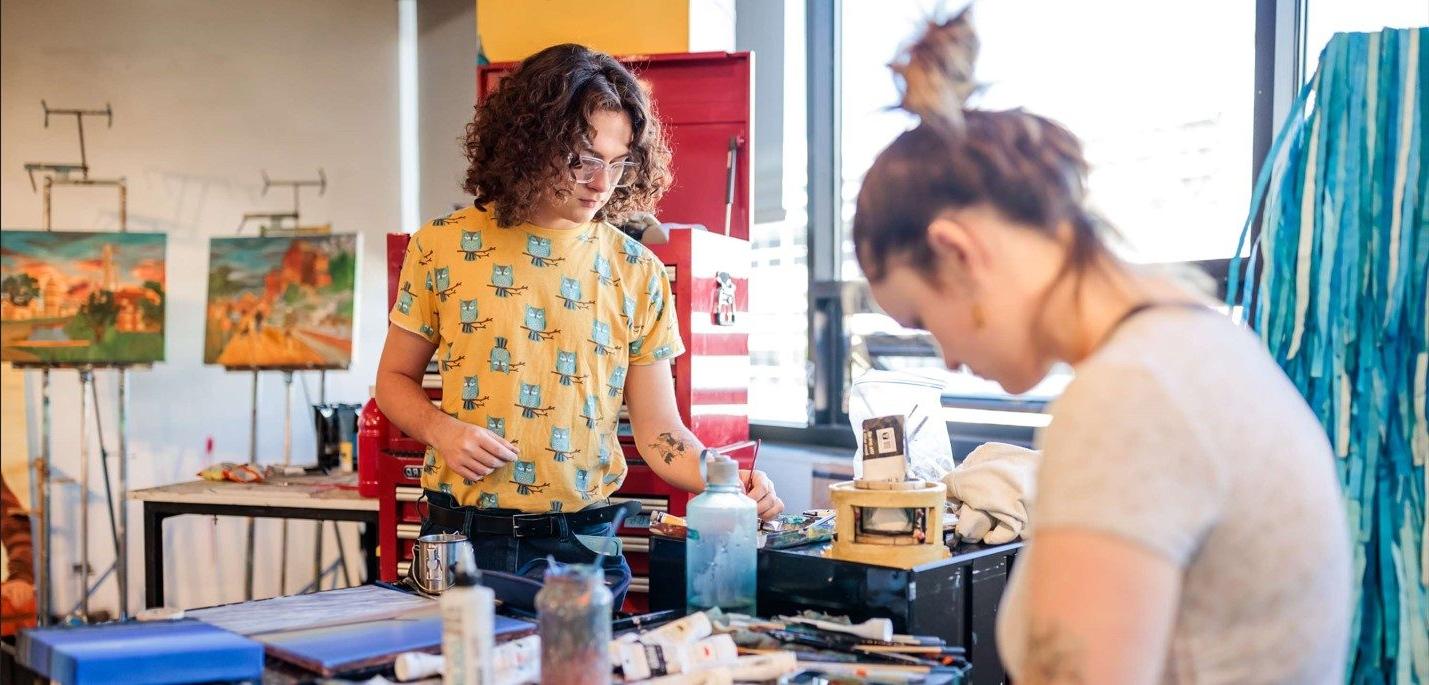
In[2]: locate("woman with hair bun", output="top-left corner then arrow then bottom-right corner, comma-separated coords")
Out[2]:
853,10 -> 1350,684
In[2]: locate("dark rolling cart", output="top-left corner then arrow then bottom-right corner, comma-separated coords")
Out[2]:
650,536 -> 1023,685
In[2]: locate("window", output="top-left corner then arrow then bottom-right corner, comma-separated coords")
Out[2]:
834,0 -> 1257,418
742,0 -> 810,425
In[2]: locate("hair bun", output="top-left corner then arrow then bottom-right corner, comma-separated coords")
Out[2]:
892,7 -> 979,136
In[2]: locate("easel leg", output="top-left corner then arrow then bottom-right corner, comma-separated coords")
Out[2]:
312,370 -> 326,591
279,371 -> 293,595
36,368 -> 53,626
76,368 -> 92,622
117,369 -> 129,619
244,370 -> 258,601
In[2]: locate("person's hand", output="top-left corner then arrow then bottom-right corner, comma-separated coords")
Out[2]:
1,580 -> 35,612
432,417 -> 518,483
740,469 -> 785,521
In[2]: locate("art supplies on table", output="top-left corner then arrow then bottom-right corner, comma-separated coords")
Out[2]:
759,510 -> 835,551
196,461 -> 265,482
636,611 -> 713,646
17,618 -> 263,685
650,511 -> 688,540
616,634 -> 739,681
394,634 -> 541,684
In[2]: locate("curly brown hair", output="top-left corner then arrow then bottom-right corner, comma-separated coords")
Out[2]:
464,44 -> 673,227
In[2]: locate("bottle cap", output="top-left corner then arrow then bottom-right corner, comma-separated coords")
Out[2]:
704,451 -> 739,486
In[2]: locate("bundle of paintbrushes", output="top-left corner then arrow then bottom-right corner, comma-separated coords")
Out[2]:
716,613 -> 970,676
758,510 -> 835,550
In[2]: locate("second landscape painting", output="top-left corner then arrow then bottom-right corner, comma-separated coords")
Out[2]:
205,234 -> 358,369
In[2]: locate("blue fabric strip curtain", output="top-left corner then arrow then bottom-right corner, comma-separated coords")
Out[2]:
1228,28 -> 1427,684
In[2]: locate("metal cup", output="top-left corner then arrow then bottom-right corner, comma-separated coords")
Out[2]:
410,532 -> 468,595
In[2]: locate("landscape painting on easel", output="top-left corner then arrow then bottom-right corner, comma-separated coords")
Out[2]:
204,235 -> 358,369
0,230 -> 166,366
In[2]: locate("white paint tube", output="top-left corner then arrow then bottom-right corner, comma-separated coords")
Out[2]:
395,651 -> 444,682
794,661 -> 925,684
638,667 -> 734,685
619,634 -> 738,681
493,635 -> 541,685
728,652 -> 799,681
638,611 -> 714,646
395,637 -> 543,684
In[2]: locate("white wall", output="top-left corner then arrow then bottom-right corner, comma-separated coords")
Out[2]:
1,0 -> 399,613
418,0 -> 480,220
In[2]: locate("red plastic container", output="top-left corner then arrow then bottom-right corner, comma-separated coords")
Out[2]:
357,396 -> 384,498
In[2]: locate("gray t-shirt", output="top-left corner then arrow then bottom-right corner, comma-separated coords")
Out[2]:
998,307 -> 1351,684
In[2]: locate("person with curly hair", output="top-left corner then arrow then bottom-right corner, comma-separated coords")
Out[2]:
375,44 -> 781,604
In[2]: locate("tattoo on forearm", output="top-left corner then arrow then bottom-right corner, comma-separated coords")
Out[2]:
1026,622 -> 1086,685
648,432 -> 690,465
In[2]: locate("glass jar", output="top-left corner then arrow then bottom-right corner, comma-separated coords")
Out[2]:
536,563 -> 612,685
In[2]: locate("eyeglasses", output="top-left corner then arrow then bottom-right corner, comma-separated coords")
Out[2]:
571,154 -> 638,188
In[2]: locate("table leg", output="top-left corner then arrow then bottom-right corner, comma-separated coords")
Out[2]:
361,518 -> 378,584
143,505 -> 165,609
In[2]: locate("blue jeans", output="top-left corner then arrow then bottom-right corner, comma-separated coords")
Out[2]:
420,491 -> 633,608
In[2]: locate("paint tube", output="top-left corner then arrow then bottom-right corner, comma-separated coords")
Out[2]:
728,652 -> 798,681
493,635 -> 540,685
639,667 -> 734,685
618,634 -> 738,681
795,661 -> 927,684
638,611 -> 713,646
394,652 -> 444,682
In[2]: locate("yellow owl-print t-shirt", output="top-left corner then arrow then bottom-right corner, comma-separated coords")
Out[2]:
389,206 -> 684,512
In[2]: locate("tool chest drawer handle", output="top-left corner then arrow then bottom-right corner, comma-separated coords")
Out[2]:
396,486 -> 423,502
628,577 -> 650,594
620,537 -> 650,554
397,524 -> 422,539
609,496 -> 669,514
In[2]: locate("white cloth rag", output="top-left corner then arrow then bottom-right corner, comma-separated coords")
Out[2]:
942,442 -> 1040,544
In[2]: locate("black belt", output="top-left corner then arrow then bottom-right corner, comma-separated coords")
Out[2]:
426,495 -> 641,539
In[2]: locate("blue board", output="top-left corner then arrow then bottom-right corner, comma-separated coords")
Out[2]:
260,614 -> 535,676
18,619 -> 264,685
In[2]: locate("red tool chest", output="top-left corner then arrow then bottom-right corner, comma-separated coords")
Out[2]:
367,51 -> 755,610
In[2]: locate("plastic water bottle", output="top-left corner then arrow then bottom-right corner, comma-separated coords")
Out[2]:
686,451 -> 758,614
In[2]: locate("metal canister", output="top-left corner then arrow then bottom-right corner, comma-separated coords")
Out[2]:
536,563 -> 612,685
410,532 -> 467,595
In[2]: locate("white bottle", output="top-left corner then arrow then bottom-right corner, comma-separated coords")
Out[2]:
686,453 -> 758,614
443,544 -> 495,685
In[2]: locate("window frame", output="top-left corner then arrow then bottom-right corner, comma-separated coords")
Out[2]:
750,0 -> 1304,450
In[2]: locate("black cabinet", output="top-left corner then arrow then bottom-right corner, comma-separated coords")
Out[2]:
648,537 -> 1022,685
